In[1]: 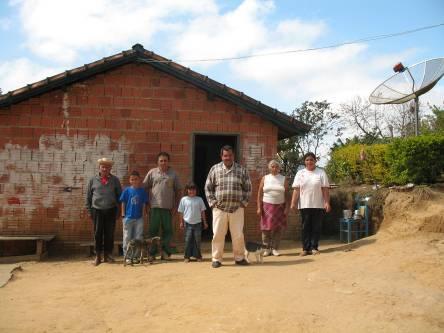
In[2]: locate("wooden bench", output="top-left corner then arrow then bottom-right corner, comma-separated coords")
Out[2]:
0,235 -> 55,263
79,241 -> 123,256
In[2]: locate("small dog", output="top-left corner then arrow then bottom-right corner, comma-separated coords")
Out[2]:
124,239 -> 143,266
144,236 -> 161,264
245,241 -> 268,264
123,236 -> 161,266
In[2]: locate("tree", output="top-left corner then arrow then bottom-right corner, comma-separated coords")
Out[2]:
421,104 -> 444,134
340,96 -> 423,140
340,96 -> 387,142
277,100 -> 343,177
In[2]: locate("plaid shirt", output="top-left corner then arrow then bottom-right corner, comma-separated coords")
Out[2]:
205,162 -> 252,213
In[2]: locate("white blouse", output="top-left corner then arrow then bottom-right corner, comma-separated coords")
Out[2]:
263,174 -> 286,204
292,168 -> 329,209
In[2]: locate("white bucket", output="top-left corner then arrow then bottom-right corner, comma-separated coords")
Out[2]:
343,210 -> 352,219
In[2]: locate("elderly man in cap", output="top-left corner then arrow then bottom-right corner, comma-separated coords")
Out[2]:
86,158 -> 122,266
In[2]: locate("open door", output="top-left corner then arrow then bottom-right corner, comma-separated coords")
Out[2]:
193,134 -> 239,239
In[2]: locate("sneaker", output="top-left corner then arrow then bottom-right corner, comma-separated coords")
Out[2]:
125,259 -> 132,265
312,249 -> 320,255
104,254 -> 115,263
184,258 -> 190,263
299,250 -> 308,257
235,259 -> 250,266
263,249 -> 271,257
161,254 -> 172,261
148,256 -> 155,264
93,255 -> 101,266
272,249 -> 280,256
212,261 -> 222,268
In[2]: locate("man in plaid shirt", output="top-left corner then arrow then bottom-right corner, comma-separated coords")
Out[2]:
205,145 -> 252,268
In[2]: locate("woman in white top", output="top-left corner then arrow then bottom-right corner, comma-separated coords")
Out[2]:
257,160 -> 290,256
291,152 -> 331,256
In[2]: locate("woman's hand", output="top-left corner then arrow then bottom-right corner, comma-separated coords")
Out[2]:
284,206 -> 290,216
256,207 -> 262,216
179,221 -> 184,230
324,202 -> 331,213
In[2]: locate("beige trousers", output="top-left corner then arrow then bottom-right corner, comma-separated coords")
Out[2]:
211,207 -> 246,262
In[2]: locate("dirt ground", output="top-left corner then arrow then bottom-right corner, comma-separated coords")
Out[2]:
1,188 -> 444,333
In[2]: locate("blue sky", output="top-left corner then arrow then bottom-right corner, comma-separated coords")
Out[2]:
0,0 -> 443,116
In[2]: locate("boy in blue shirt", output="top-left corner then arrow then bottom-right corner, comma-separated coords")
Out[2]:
119,171 -> 149,260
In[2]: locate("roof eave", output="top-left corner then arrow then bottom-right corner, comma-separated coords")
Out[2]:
0,45 -> 310,139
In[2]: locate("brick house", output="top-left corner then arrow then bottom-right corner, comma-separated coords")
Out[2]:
0,44 -> 309,254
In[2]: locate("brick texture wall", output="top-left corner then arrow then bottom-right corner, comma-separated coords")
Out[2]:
0,63 -> 300,254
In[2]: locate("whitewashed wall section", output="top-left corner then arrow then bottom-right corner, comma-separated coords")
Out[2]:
0,134 -> 129,233
244,143 -> 267,174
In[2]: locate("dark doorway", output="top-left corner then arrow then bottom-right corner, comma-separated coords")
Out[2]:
193,134 -> 239,239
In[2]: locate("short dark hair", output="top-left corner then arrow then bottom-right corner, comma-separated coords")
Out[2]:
130,170 -> 140,177
303,152 -> 317,161
157,151 -> 170,161
184,181 -> 198,195
220,145 -> 234,155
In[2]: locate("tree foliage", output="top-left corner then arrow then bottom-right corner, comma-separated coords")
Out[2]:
421,104 -> 444,134
277,100 -> 343,177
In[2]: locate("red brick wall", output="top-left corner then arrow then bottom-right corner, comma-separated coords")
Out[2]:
0,63 -> 300,253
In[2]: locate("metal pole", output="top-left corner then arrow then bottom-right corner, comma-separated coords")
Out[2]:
405,67 -> 419,136
414,97 -> 419,136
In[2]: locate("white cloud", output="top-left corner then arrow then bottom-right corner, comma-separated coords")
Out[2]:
169,0 -> 275,62
0,58 -> 62,93
16,0 -> 218,64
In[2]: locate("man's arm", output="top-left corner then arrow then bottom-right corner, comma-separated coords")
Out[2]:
85,178 -> 93,217
204,167 -> 217,208
173,172 -> 182,213
142,170 -> 152,190
241,168 -> 252,207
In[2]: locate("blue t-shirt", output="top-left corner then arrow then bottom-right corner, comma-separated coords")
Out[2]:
119,187 -> 149,220
178,196 -> 206,224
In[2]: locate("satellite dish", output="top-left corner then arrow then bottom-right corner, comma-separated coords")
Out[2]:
369,57 -> 444,135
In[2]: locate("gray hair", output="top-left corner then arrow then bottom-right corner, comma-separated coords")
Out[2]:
268,159 -> 281,170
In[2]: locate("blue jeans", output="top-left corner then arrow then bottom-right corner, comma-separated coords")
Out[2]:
184,222 -> 202,259
123,217 -> 144,255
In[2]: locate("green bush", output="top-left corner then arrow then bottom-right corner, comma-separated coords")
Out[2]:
385,135 -> 444,185
327,134 -> 444,185
326,144 -> 389,184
